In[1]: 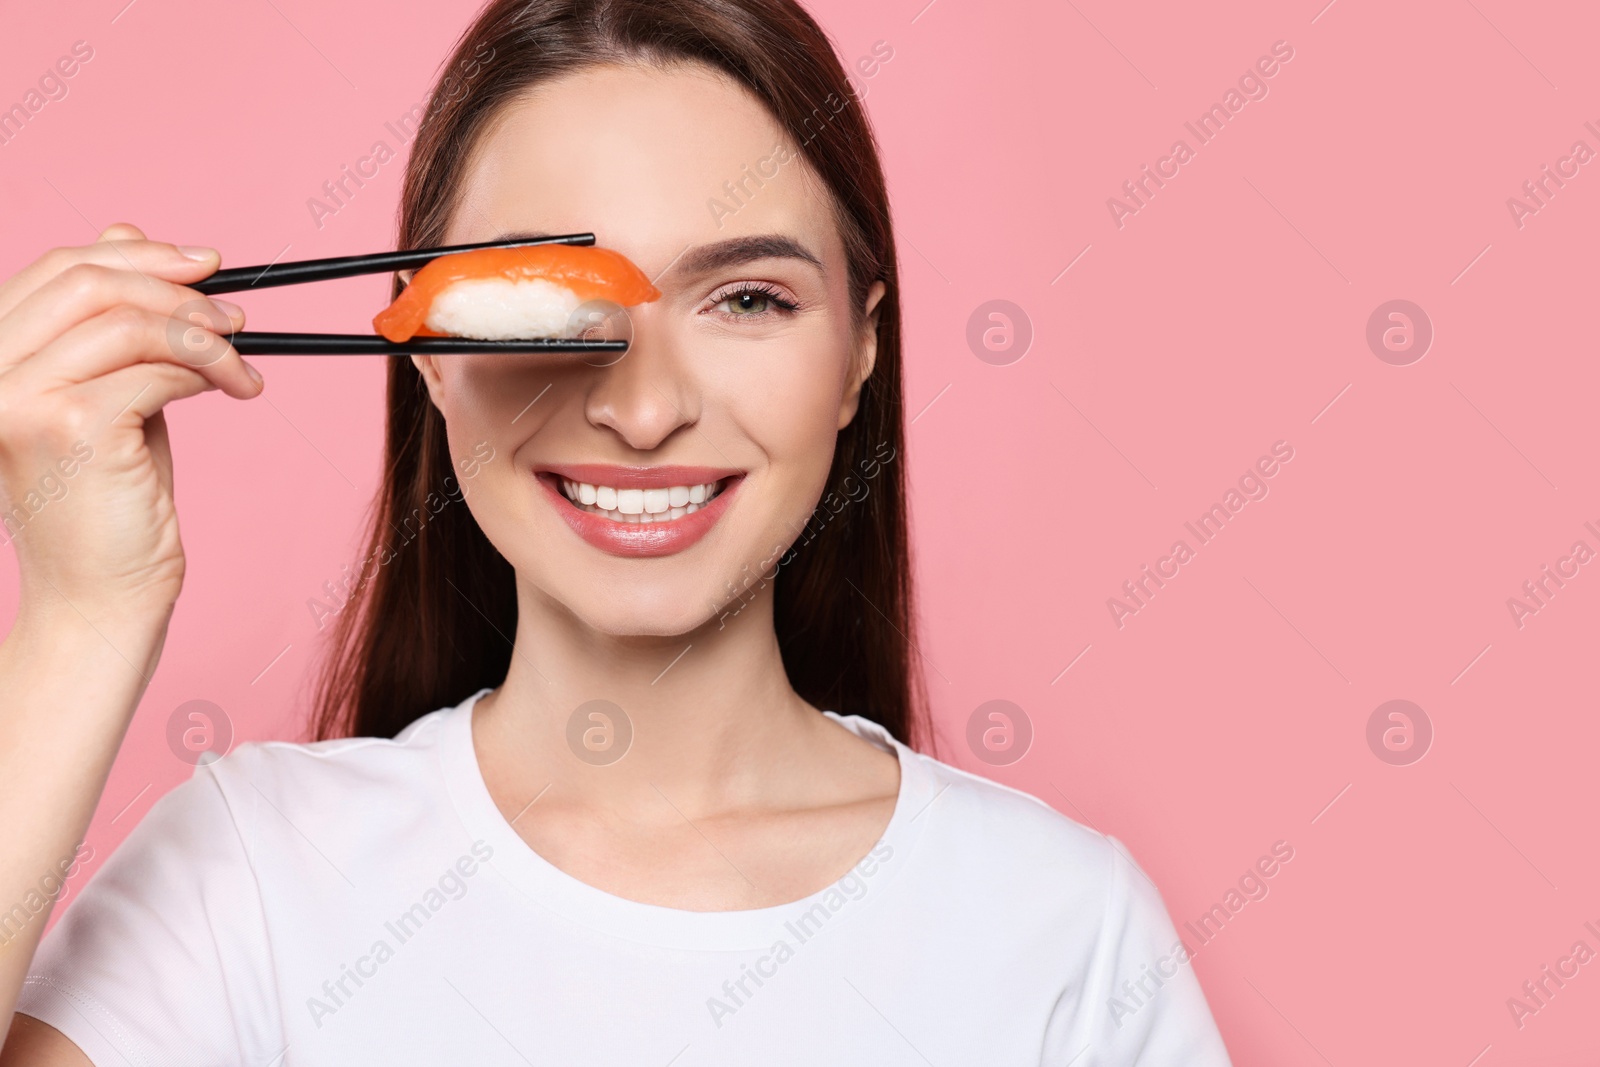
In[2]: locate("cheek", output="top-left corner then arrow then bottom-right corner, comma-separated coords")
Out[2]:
729,325 -> 842,426
432,363 -> 558,512
436,359 -> 595,487
718,332 -> 850,515
440,358 -> 560,430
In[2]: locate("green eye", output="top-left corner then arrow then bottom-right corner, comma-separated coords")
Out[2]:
710,285 -> 798,318
726,291 -> 770,314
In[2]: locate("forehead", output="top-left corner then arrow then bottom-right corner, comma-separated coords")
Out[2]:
445,61 -> 841,272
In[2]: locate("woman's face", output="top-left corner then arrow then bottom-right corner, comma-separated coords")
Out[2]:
413,61 -> 882,636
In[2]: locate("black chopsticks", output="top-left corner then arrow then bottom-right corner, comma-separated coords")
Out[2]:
193,232 -> 594,294
194,232 -> 629,356
223,333 -> 626,356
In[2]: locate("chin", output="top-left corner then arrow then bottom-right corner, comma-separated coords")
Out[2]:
530,572 -> 740,639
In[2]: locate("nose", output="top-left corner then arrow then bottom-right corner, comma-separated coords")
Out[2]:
582,305 -> 698,451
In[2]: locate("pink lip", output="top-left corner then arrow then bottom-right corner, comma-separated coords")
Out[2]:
535,465 -> 743,558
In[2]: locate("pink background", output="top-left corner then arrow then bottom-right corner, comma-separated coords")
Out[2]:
3,0 -> 1598,1062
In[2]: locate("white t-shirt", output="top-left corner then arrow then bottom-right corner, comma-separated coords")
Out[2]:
19,688 -> 1232,1065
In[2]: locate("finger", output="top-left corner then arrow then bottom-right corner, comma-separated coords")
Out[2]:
0,262 -> 244,373
0,361 -> 215,483
78,360 -> 218,427
98,223 -> 147,242
0,239 -> 222,323
66,364 -> 215,503
14,304 -> 261,400
78,363 -> 203,512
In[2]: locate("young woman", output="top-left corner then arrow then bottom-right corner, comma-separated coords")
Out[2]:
0,0 -> 1232,1063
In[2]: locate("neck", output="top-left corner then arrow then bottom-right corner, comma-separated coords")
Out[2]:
474,576 -> 819,812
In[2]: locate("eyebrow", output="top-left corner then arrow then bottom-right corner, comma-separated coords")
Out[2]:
489,231 -> 824,278
677,235 -> 824,276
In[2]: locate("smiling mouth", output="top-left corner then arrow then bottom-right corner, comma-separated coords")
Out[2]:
552,475 -> 732,524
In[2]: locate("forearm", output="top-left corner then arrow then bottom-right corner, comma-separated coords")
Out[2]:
0,599 -> 167,1024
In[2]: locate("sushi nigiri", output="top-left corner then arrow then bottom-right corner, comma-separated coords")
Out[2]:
373,244 -> 660,343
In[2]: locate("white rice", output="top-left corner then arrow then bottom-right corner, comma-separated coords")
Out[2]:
425,277 -> 583,340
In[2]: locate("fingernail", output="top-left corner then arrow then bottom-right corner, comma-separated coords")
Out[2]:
244,362 -> 263,387
179,245 -> 217,261
210,298 -> 244,323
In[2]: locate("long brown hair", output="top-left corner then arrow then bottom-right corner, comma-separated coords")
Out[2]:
309,0 -> 928,749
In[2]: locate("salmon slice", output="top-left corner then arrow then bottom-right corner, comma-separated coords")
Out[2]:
373,245 -> 660,342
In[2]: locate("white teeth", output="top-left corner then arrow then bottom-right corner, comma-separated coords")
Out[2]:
555,476 -> 725,524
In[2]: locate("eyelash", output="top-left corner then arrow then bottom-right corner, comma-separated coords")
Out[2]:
705,282 -> 802,320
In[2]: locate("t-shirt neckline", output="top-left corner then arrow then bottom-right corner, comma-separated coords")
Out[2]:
436,686 -> 932,951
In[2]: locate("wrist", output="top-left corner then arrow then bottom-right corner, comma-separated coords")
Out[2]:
8,595 -> 172,674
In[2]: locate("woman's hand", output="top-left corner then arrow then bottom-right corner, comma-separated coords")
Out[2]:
0,222 -> 262,627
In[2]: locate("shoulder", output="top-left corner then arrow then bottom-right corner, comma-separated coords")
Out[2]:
144,705 -> 462,856
898,752 -> 1233,1062
10,712 -> 462,1067
828,713 -> 1134,900
205,704 -> 454,795
908,741 -> 1115,858
896,743 -> 1155,918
